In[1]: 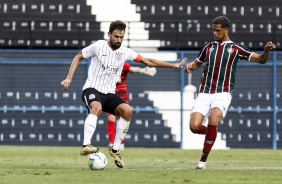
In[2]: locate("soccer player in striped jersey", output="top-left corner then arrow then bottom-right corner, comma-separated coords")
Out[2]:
184,16 -> 276,169
107,63 -> 157,150
61,20 -> 186,168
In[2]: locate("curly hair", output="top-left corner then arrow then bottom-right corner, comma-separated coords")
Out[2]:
109,20 -> 127,33
213,16 -> 230,28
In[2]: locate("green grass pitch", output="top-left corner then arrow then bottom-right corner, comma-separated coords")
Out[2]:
0,146 -> 281,184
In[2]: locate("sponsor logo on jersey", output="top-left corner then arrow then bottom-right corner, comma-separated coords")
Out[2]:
102,64 -> 119,74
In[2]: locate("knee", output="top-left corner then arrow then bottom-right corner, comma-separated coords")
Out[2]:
116,105 -> 132,121
190,122 -> 201,133
89,107 -> 102,116
122,108 -> 132,120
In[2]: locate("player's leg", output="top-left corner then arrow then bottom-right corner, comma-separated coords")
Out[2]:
108,114 -> 125,150
196,93 -> 231,169
115,116 -> 125,150
80,88 -> 102,155
196,107 -> 222,169
109,103 -> 131,168
116,90 -> 129,151
189,93 -> 212,169
190,93 -> 212,135
103,94 -> 130,168
190,112 -> 207,134
112,103 -> 131,150
107,113 -> 116,148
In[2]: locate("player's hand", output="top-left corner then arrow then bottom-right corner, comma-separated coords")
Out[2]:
184,63 -> 192,73
264,41 -> 276,51
60,78 -> 71,90
141,67 -> 157,76
172,57 -> 187,68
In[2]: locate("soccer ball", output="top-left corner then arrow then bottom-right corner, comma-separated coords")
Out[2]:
88,152 -> 108,170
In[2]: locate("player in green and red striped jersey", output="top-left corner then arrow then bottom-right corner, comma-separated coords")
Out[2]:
184,16 -> 276,169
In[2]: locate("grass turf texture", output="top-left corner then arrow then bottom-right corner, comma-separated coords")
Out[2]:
0,146 -> 281,184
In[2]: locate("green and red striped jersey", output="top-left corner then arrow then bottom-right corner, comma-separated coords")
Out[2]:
197,41 -> 253,93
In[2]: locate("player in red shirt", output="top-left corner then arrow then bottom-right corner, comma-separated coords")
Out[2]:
107,63 -> 157,150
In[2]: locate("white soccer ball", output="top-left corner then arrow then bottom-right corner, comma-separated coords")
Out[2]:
88,152 -> 108,170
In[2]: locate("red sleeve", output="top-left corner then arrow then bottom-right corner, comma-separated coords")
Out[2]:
123,63 -> 131,72
133,54 -> 142,62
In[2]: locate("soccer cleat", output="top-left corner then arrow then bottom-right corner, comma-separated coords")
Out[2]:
109,148 -> 124,168
196,161 -> 206,169
80,144 -> 99,155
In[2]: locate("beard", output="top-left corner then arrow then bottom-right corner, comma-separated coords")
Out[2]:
109,40 -> 121,50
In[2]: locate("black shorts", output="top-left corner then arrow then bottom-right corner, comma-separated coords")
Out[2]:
82,88 -> 126,115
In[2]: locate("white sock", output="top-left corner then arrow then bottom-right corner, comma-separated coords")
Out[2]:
113,117 -> 130,150
82,114 -> 97,145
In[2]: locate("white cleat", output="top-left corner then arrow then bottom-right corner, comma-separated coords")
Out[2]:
196,161 -> 206,169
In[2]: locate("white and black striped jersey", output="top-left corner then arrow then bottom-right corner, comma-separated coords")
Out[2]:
82,40 -> 139,94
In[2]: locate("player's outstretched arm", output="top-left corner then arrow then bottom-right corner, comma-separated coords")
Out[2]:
250,41 -> 276,64
140,57 -> 187,69
60,51 -> 84,90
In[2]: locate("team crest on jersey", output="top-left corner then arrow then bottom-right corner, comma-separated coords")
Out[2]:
227,47 -> 234,54
209,47 -> 214,53
89,94 -> 95,100
115,52 -> 123,61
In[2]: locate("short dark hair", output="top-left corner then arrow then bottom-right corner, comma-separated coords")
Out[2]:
213,16 -> 230,28
109,20 -> 126,33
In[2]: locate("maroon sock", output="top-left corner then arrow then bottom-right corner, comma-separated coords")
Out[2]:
200,125 -> 217,162
196,125 -> 207,134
